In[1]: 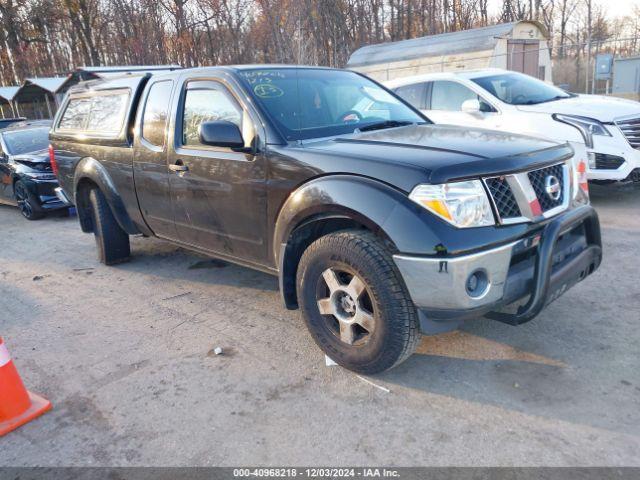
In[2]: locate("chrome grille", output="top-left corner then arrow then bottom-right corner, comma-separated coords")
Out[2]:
528,163 -> 565,212
484,177 -> 521,219
483,162 -> 568,224
615,117 -> 640,149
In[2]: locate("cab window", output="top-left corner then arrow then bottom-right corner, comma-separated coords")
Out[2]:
181,83 -> 243,147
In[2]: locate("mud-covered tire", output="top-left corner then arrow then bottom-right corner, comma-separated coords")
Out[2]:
88,188 -> 130,265
297,230 -> 420,374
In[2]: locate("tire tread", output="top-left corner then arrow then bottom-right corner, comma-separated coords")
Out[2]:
89,188 -> 130,265
297,229 -> 420,373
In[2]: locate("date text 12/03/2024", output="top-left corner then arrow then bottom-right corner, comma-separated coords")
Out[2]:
232,468 -> 400,477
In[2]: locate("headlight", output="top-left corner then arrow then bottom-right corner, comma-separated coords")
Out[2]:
409,180 -> 494,228
553,114 -> 611,148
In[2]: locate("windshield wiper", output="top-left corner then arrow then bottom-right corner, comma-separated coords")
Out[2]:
517,95 -> 569,106
533,95 -> 571,105
357,120 -> 414,132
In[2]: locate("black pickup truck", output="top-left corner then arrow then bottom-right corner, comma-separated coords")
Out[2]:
50,66 -> 602,373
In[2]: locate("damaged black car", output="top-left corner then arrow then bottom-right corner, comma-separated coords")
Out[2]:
0,120 -> 71,220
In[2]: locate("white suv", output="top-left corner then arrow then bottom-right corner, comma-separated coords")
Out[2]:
385,69 -> 640,183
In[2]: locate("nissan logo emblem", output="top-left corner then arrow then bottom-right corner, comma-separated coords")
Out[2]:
545,175 -> 561,201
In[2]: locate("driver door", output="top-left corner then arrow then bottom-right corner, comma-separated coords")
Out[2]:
167,78 -> 268,265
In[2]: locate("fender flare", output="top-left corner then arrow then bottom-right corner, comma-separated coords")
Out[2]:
274,175 -> 444,262
273,175 -> 444,308
73,157 -> 141,235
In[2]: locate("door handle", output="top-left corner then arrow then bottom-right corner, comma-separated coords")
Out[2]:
169,161 -> 189,173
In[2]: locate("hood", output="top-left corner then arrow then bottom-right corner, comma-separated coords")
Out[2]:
11,149 -> 51,171
12,148 -> 49,163
301,124 -> 572,185
516,94 -> 640,122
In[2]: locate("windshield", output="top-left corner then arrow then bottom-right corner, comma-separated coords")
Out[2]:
472,73 -> 572,106
2,127 -> 50,155
238,68 -> 426,141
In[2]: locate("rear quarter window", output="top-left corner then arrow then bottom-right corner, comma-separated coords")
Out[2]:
57,90 -> 129,137
141,81 -> 173,147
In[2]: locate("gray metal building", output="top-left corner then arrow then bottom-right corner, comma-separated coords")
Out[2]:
613,56 -> 640,101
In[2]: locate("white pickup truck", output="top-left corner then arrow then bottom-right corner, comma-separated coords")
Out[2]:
386,68 -> 640,184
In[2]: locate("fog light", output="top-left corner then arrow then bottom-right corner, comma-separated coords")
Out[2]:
467,274 -> 478,291
466,269 -> 488,298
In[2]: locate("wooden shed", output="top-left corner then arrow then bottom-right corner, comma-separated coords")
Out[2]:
347,21 -> 552,83
0,87 -> 19,119
14,76 -> 75,119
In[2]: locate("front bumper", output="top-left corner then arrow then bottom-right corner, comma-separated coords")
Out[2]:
587,127 -> 640,182
23,178 -> 68,211
394,205 -> 602,331
54,187 -> 73,206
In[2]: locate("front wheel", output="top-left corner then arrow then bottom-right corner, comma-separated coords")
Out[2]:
297,230 -> 420,374
14,180 -> 43,220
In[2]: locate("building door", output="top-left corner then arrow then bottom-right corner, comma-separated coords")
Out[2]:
508,40 -> 541,79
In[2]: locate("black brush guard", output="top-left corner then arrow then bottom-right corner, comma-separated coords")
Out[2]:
486,205 -> 602,326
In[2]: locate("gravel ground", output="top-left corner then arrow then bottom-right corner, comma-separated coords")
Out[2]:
0,184 -> 638,466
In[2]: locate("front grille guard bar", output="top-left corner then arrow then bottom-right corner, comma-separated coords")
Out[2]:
485,205 -> 602,326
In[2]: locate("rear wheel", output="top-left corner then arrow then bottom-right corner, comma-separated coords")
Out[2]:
297,230 -> 420,374
14,180 -> 43,220
88,188 -> 130,265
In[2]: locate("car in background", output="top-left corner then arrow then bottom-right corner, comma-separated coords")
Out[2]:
0,120 -> 71,220
386,69 -> 640,184
0,117 -> 27,129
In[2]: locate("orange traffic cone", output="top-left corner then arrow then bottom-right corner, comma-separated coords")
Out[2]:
0,337 -> 51,436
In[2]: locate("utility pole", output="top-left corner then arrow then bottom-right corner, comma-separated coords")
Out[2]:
585,0 -> 592,93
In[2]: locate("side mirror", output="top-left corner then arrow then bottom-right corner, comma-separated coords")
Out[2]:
199,120 -> 244,149
461,99 -> 481,113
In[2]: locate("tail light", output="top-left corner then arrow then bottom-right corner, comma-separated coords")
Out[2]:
48,144 -> 59,177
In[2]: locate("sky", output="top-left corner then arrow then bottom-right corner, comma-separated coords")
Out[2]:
487,0 -> 640,20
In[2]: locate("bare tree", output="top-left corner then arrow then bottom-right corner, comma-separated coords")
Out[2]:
61,0 -> 102,66
0,0 -> 637,97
